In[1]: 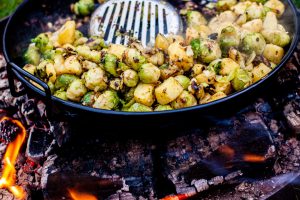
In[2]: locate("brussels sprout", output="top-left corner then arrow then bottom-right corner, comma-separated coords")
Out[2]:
231,69 -> 252,91
104,54 -> 118,77
123,48 -> 146,71
134,83 -> 155,107
245,3 -> 265,20
43,50 -> 55,60
220,26 -> 240,55
122,69 -> 139,87
36,61 -> 49,80
155,34 -> 170,52
121,99 -> 136,111
124,87 -> 136,102
128,103 -> 153,112
159,64 -> 182,80
81,91 -> 96,106
191,38 -> 222,63
216,0 -> 237,11
47,81 -> 55,94
168,42 -> 194,71
154,105 -> 173,111
155,77 -> 184,105
76,45 -> 101,63
171,91 -> 197,109
252,63 -> 271,82
261,30 -> 290,47
73,0 -> 95,16
208,59 -> 222,75
187,11 -> 207,31
241,33 -> 266,54
86,36 -> 107,50
31,33 -> 53,54
263,44 -> 284,64
66,79 -> 87,102
24,44 -> 41,66
264,0 -> 285,17
23,64 -> 36,75
138,63 -> 161,84
83,67 -> 108,92
109,78 -> 123,91
93,90 -> 120,110
55,74 -> 78,90
174,75 -> 190,90
54,90 -> 68,101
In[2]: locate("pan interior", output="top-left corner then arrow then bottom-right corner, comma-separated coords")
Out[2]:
4,0 -> 297,66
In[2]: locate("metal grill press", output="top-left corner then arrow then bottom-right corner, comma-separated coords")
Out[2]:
90,0 -> 183,46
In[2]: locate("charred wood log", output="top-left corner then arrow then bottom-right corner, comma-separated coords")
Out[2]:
161,113 -> 275,196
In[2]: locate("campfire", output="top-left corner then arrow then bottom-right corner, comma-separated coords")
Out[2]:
0,48 -> 300,199
0,4 -> 300,199
0,117 -> 26,199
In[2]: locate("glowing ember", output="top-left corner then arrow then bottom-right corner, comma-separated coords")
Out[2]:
243,154 -> 265,163
161,193 -> 194,200
68,189 -> 98,200
0,117 -> 26,199
218,145 -> 235,158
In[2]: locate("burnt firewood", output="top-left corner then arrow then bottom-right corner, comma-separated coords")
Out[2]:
41,138 -> 155,199
26,126 -> 55,162
44,172 -> 124,200
161,113 -> 275,195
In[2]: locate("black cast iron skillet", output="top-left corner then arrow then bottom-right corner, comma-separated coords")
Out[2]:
2,0 -> 300,129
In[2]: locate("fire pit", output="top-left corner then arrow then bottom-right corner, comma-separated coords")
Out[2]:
1,1 -> 300,200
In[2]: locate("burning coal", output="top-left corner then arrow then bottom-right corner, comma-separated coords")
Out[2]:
68,189 -> 98,200
0,117 -> 26,199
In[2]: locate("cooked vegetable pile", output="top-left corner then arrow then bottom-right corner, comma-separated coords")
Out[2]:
23,0 -> 291,112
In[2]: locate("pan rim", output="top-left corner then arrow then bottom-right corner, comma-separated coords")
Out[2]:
2,0 -> 300,117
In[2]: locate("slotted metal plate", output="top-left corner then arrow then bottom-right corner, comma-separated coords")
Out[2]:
90,0 -> 182,46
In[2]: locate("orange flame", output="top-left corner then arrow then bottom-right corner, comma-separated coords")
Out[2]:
0,117 -> 26,199
68,189 -> 98,200
243,154 -> 265,163
161,193 -> 193,200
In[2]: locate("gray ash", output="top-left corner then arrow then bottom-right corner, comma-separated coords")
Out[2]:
0,118 -> 20,143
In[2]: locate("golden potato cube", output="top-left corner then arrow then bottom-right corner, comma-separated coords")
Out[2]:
155,33 -> 170,52
220,58 -> 240,76
252,63 -> 272,83
134,83 -> 155,107
155,77 -> 184,105
168,42 -> 194,72
263,44 -> 284,64
108,44 -> 128,60
57,21 -> 76,45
